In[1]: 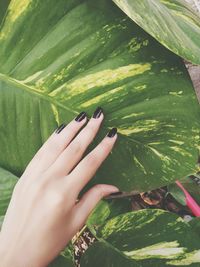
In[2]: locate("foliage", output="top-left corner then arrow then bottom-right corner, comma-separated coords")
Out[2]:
0,0 -> 199,194
0,1 -> 200,266
168,174 -> 200,207
113,0 -> 200,65
87,198 -> 132,227
82,209 -> 200,266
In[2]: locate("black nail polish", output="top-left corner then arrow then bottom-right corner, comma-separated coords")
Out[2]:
93,107 -> 103,119
55,123 -> 66,134
75,111 -> 87,122
107,127 -> 117,137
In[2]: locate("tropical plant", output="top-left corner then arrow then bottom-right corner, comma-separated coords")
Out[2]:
0,0 -> 200,266
82,210 -> 200,267
113,0 -> 200,65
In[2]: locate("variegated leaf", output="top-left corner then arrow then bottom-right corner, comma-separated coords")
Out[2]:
82,210 -> 200,266
0,0 -> 199,192
113,0 -> 200,65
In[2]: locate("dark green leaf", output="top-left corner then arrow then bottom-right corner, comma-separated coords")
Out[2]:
82,209 -> 200,266
189,217 -> 200,238
168,183 -> 186,206
48,254 -> 74,267
87,198 -> 132,227
81,240 -> 141,267
0,0 -> 10,25
179,175 -> 200,204
113,0 -> 200,64
49,242 -> 75,266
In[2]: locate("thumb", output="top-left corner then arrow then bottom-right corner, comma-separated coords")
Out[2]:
71,184 -> 119,231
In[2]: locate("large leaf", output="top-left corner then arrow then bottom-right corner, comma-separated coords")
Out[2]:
82,210 -> 200,266
113,0 -> 200,65
0,0 -> 199,192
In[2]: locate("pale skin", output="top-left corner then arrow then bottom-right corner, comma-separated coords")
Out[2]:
0,107 -> 119,267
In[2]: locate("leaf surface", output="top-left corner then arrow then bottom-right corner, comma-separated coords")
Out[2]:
82,209 -> 200,266
113,0 -> 200,64
0,0 -> 199,192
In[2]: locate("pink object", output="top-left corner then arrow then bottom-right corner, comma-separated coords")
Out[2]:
176,181 -> 200,217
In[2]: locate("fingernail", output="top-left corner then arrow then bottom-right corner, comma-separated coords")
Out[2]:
107,127 -> 117,138
75,111 -> 87,122
55,123 -> 66,134
93,106 -> 103,119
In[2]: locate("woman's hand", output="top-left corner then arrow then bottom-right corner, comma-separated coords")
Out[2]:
0,107 -> 119,267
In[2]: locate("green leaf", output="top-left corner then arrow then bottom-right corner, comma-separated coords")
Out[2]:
48,254 -> 74,267
178,175 -> 200,204
189,218 -> 200,238
0,0 -> 10,25
81,210 -> 200,266
0,0 -> 199,192
113,0 -> 200,65
48,256 -> 74,267
49,242 -> 75,267
87,198 -> 132,227
0,166 -> 18,218
81,240 -> 141,267
168,174 -> 200,206
168,183 -> 186,206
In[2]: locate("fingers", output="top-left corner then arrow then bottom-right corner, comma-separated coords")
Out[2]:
71,184 -> 119,231
47,107 -> 104,177
23,112 -> 87,176
68,128 -> 117,195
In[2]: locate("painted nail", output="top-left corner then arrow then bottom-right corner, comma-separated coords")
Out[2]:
93,106 -> 103,119
75,111 -> 87,122
107,127 -> 117,138
55,123 -> 66,134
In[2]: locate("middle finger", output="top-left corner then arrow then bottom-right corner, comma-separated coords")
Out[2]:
46,107 -> 104,177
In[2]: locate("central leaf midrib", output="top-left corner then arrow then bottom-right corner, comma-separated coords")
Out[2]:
0,73 -> 158,157
1,72 -> 195,167
0,73 -> 77,116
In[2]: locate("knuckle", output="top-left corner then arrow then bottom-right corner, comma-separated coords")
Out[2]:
51,192 -> 66,208
48,138 -> 63,153
53,193 -> 64,207
29,180 -> 43,195
100,140 -> 112,154
86,153 -> 99,166
93,184 -> 105,198
70,140 -> 83,154
84,124 -> 96,137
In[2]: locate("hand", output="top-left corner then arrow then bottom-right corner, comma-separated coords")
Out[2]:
0,107 -> 119,267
